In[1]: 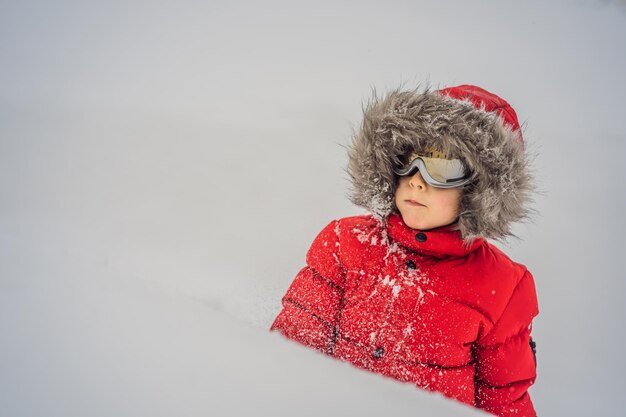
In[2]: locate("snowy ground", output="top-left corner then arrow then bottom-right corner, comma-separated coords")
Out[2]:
0,236 -> 486,417
1,1 -> 625,416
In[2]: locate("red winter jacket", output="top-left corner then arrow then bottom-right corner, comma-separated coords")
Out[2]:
271,214 -> 539,417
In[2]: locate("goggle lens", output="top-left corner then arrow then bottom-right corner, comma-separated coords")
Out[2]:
394,155 -> 470,188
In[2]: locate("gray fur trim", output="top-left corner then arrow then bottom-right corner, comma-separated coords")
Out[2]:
346,87 -> 535,242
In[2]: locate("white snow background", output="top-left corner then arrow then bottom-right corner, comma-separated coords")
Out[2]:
1,0 -> 624,416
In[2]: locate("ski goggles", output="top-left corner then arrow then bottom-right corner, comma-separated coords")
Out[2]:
393,153 -> 471,188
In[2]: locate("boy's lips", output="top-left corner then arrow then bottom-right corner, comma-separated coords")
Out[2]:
406,199 -> 426,207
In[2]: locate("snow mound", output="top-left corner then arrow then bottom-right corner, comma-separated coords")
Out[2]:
0,236 -> 486,417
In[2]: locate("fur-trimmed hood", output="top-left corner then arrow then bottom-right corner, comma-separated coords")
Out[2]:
347,85 -> 534,242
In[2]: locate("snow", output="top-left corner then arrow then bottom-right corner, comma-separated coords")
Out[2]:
0,236 -> 486,417
1,0 -> 625,416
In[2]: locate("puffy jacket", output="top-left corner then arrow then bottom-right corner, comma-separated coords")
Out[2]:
271,214 -> 539,417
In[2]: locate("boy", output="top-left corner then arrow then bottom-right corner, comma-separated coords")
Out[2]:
270,85 -> 539,417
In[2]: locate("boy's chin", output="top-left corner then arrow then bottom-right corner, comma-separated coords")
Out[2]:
400,215 -> 453,231
400,215 -> 430,231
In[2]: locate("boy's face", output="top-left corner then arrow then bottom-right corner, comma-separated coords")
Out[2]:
394,171 -> 462,231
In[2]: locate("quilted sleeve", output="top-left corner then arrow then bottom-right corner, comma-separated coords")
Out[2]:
474,270 -> 539,417
270,220 -> 345,354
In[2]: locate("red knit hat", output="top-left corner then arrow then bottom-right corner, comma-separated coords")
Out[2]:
438,84 -> 523,141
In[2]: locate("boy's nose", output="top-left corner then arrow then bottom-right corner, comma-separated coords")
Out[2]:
409,171 -> 427,190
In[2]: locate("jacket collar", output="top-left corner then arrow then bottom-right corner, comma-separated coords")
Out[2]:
386,214 -> 484,259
